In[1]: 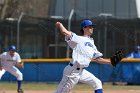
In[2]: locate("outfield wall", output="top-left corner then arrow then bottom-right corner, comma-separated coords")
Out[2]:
1,58 -> 140,84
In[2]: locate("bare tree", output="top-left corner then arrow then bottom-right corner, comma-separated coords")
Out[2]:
0,0 -> 50,19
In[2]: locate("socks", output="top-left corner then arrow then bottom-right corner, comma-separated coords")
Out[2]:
17,80 -> 22,90
95,89 -> 103,93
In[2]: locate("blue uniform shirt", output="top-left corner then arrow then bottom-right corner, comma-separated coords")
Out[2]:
126,51 -> 140,58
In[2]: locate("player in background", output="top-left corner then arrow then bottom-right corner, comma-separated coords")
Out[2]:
55,20 -> 111,93
126,45 -> 140,58
0,45 -> 24,93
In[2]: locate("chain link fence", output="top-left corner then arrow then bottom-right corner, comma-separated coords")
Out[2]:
0,16 -> 140,58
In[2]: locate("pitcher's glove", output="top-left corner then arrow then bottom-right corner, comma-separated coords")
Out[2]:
110,50 -> 123,67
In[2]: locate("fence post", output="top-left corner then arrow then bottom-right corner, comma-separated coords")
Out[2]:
66,9 -> 74,58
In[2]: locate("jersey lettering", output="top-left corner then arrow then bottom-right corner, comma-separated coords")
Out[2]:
84,42 -> 93,47
6,59 -> 16,62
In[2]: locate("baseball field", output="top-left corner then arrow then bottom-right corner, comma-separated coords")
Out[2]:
0,82 -> 140,93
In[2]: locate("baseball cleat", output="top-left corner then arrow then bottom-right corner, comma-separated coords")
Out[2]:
17,89 -> 24,93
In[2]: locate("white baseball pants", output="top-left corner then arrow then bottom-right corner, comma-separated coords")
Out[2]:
55,64 -> 102,93
0,66 -> 23,80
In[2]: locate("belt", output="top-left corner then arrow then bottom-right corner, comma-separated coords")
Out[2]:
69,63 -> 80,70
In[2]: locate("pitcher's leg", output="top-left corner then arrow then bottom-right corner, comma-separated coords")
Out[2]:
0,69 -> 6,80
55,65 -> 80,93
79,69 -> 103,93
56,76 -> 77,93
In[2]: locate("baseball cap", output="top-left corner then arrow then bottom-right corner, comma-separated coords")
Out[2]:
8,45 -> 16,51
80,20 -> 96,29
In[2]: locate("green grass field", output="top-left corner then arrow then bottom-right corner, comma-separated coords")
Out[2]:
0,82 -> 140,91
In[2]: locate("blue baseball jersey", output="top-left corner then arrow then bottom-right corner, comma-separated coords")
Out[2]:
126,51 -> 140,58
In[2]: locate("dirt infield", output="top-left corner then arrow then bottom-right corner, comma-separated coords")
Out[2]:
1,90 -> 140,93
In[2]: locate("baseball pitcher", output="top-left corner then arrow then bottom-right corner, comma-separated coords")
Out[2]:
55,20 -> 123,93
